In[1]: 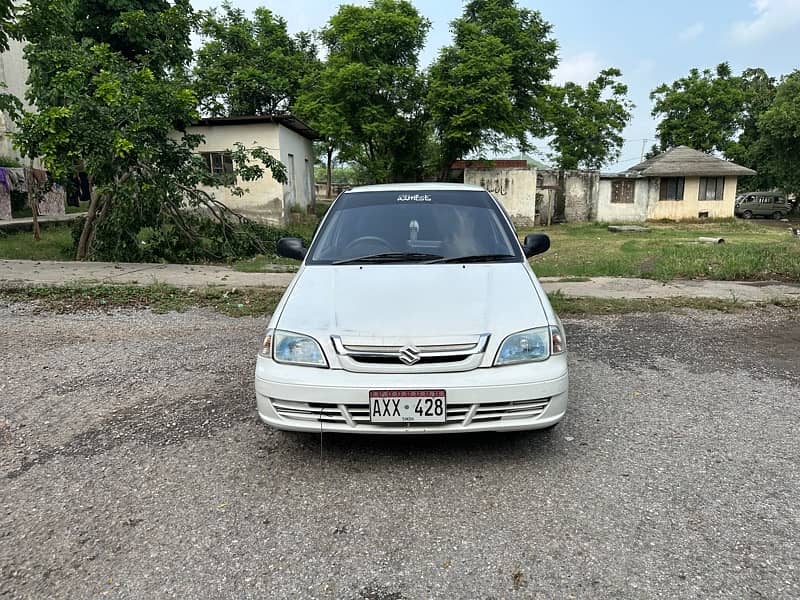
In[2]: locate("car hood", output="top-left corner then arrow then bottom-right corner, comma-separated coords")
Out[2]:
276,263 -> 548,341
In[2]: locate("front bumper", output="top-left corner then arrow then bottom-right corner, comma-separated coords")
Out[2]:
255,356 -> 569,434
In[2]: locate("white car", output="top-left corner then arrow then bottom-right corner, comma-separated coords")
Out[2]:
255,183 -> 568,434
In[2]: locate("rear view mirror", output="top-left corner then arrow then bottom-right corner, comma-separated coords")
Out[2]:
277,237 -> 307,260
522,233 -> 550,258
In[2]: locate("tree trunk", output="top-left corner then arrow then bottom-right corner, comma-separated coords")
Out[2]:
326,146 -> 333,199
76,188 -> 102,260
27,165 -> 41,242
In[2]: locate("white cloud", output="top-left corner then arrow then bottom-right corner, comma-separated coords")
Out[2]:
552,52 -> 602,85
731,0 -> 800,44
677,21 -> 705,41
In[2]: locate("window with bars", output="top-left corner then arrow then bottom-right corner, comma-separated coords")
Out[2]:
698,177 -> 725,201
659,177 -> 685,201
610,179 -> 635,203
200,152 -> 236,184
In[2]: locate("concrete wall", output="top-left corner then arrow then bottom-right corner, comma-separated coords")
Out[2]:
278,124 -> 316,221
185,122 -> 315,226
464,167 -> 537,226
647,176 -> 738,220
0,40 -> 32,159
562,170 -> 598,222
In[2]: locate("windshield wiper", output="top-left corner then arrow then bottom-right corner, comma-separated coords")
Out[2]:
426,253 -> 517,264
332,252 -> 444,265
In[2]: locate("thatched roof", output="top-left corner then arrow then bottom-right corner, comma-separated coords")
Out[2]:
627,146 -> 756,177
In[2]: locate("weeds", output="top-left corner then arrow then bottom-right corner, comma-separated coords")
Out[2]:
0,284 -> 284,317
547,289 -> 800,316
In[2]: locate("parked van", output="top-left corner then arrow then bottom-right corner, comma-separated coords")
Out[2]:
734,192 -> 792,220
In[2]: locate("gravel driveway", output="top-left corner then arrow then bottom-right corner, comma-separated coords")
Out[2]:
1,303 -> 798,599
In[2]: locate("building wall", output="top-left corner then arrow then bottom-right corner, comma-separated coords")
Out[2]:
464,167 -> 537,226
184,122 -> 315,225
0,39 -> 32,159
597,178 -> 657,222
278,125 -> 316,221
647,176 -> 738,220
598,176 -> 739,222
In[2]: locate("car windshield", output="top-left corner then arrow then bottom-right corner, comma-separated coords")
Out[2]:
306,190 -> 522,265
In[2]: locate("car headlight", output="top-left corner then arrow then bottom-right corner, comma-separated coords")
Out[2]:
495,327 -> 551,366
260,329 -> 328,368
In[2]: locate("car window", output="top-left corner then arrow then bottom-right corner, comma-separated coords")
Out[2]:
307,190 -> 522,264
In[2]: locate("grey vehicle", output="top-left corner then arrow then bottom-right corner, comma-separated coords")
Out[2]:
734,191 -> 792,220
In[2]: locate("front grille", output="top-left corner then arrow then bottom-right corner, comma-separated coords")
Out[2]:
349,355 -> 471,366
270,397 -> 550,428
331,334 -> 490,373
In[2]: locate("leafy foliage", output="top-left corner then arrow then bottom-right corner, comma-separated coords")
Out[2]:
724,68 -> 779,191
70,211 -> 299,263
13,0 -> 285,260
428,0 -> 558,171
757,70 -> 800,196
546,69 -> 633,170
194,2 -> 319,116
650,63 -> 744,154
296,0 -> 430,183
0,0 -> 12,52
650,64 -> 800,197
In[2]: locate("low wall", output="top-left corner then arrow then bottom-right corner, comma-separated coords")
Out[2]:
464,167 -> 537,226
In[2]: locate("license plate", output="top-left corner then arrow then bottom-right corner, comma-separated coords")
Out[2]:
369,390 -> 446,423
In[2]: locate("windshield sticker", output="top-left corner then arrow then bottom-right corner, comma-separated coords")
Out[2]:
397,193 -> 432,202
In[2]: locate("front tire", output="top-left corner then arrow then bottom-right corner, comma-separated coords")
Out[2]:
742,210 -> 753,219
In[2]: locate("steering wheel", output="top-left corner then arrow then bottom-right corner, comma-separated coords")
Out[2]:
344,236 -> 393,252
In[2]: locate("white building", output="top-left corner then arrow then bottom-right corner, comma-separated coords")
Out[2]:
0,38 -> 32,160
183,115 -> 319,226
597,146 -> 756,222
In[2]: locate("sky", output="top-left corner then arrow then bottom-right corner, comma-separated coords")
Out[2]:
191,0 -> 800,171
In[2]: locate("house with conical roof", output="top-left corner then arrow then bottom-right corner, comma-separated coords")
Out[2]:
597,146 -> 756,222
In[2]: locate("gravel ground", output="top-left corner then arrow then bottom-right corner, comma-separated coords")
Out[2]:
1,303 -> 799,599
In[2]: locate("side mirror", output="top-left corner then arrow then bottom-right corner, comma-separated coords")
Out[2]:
277,237 -> 307,260
522,233 -> 550,258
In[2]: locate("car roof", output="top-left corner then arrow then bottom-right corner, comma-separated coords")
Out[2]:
345,183 -> 486,193
741,191 -> 784,196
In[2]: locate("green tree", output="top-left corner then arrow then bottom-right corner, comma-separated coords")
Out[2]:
294,67 -> 351,196
427,0 -> 558,175
724,68 -> 778,191
757,70 -> 800,196
546,68 -> 633,170
14,0 -> 285,260
194,2 -> 318,117
0,0 -> 13,51
296,0 -> 430,183
650,62 -> 744,153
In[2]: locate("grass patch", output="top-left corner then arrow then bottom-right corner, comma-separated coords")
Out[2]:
232,254 -> 300,273
525,220 -> 800,282
547,289 -> 800,316
3,283 -> 798,319
0,224 -> 75,261
0,284 -> 284,317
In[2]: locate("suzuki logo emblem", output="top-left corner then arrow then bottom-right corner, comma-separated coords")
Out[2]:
398,345 -> 421,365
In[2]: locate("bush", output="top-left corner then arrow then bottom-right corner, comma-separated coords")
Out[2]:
72,210 -> 304,264
314,201 -> 332,219
0,155 -> 21,168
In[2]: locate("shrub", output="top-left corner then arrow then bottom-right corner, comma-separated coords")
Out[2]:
72,209 -> 304,264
